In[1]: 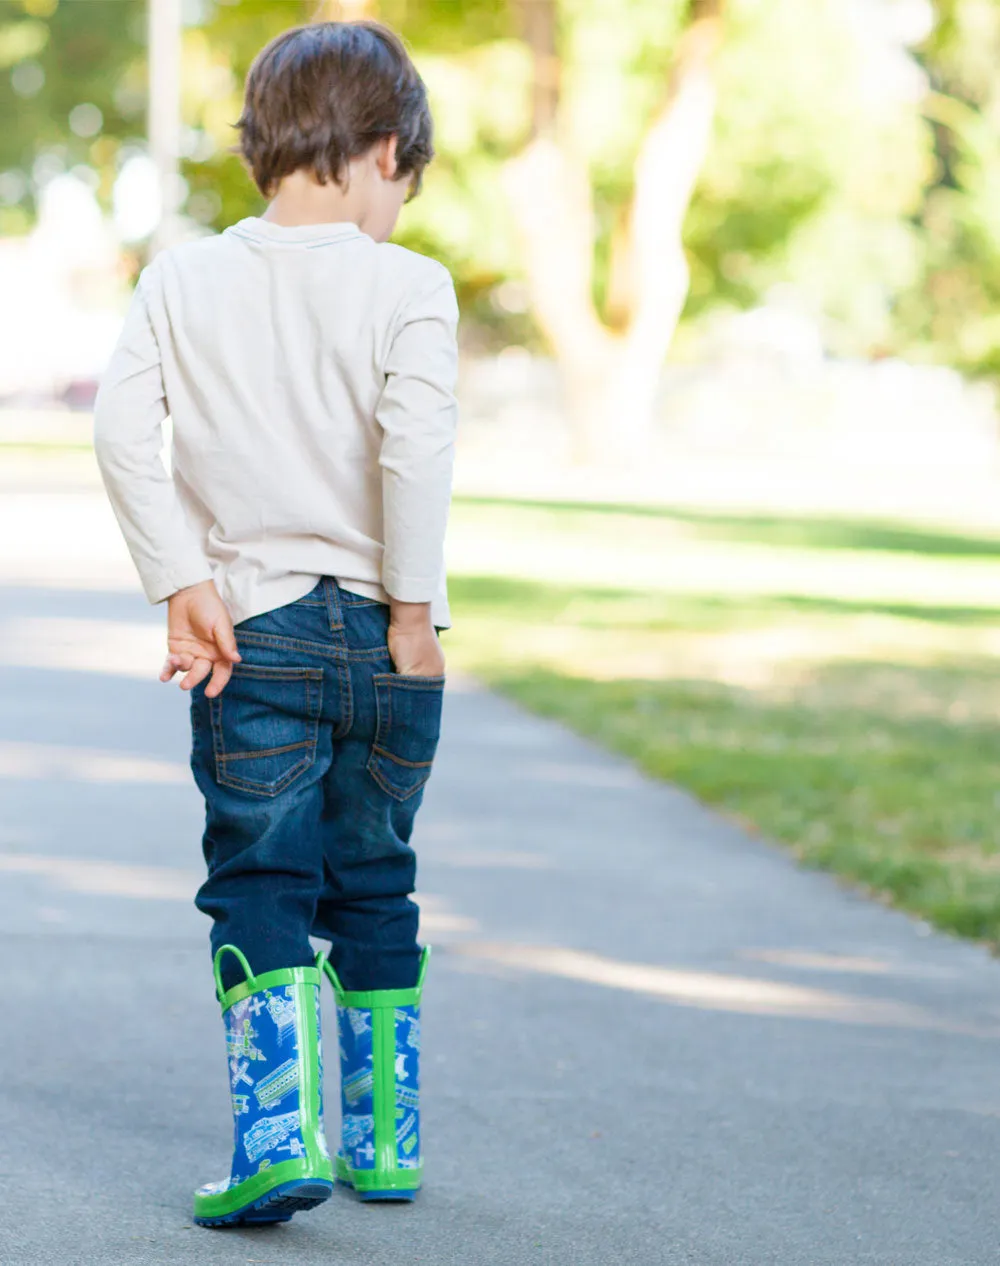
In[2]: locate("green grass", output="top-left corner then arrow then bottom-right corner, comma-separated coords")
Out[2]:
456,493 -> 1000,558
444,501 -> 1000,946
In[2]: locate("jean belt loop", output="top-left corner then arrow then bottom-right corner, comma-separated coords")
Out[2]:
323,576 -> 345,632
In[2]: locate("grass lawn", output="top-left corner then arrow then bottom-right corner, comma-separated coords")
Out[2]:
444,495 -> 1000,946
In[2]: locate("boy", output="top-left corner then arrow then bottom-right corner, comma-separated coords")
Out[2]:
94,21 -> 457,1227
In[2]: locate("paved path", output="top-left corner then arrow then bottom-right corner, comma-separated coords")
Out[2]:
3,579 -> 1000,1264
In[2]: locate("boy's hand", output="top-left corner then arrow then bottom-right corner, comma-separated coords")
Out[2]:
388,600 -> 445,677
160,579 -> 241,698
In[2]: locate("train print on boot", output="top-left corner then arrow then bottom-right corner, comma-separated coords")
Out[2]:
193,946 -> 334,1227
324,948 -> 429,1201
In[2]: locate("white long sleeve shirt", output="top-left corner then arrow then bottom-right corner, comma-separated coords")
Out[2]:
93,217 -> 459,628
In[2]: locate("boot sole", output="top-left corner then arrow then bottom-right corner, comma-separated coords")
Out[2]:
194,1178 -> 334,1227
337,1178 -> 418,1203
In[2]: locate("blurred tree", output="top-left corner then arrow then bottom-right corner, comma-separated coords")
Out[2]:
8,0 -> 1000,405
687,0 -> 933,359
494,0 -> 932,453
315,0 -> 377,15
905,0 -> 1000,376
505,0 -> 721,457
0,0 -> 145,232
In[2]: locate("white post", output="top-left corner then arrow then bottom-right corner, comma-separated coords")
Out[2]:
148,0 -> 182,256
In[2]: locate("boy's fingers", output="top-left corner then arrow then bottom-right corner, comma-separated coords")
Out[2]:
179,657 -> 213,692
160,652 -> 192,682
214,619 -> 242,664
204,658 -> 234,699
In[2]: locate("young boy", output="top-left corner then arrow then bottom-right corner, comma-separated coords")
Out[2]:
94,21 -> 457,1226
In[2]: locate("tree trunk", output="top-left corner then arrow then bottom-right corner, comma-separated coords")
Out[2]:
505,0 -> 725,461
503,139 -> 616,460
312,0 -> 376,20
609,2 -> 724,449
517,0 -> 560,137
506,0 -> 616,460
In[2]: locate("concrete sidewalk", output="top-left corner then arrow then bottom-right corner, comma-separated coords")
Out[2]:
2,578 -> 1000,1265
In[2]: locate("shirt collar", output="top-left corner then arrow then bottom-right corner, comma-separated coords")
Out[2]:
228,217 -> 364,246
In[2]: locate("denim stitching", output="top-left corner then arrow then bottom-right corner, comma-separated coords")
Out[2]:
344,644 -> 394,663
366,759 -> 430,802
218,739 -> 314,763
208,693 -> 224,769
323,578 -> 345,631
219,755 -> 315,798
229,663 -> 323,681
210,664 -> 323,797
236,630 -> 347,662
330,659 -> 353,741
370,744 -> 433,770
365,676 -> 440,802
371,673 -> 446,691
339,597 -> 383,608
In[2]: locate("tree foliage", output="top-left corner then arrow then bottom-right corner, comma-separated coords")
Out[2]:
0,0 -> 145,232
3,0 -> 1000,378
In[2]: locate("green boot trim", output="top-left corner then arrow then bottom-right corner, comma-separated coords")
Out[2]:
323,948 -> 429,1194
193,1158 -> 332,1223
213,944 -> 324,1010
335,1152 -> 422,1193
321,944 -> 430,1009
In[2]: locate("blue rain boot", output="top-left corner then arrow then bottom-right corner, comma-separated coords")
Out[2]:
193,946 -> 334,1227
323,948 -> 429,1201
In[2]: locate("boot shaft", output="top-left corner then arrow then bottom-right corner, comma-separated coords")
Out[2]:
219,963 -> 330,1182
194,946 -> 334,1225
324,949 -> 429,1196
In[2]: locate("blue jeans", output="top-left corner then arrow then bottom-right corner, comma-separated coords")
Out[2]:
189,579 -> 445,993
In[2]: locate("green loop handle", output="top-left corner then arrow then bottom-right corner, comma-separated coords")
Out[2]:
321,956 -> 345,1001
321,945 -> 431,1001
416,944 -> 432,993
212,943 -> 256,1002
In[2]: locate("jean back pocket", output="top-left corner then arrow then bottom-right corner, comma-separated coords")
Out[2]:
367,674 -> 445,802
210,664 -> 323,797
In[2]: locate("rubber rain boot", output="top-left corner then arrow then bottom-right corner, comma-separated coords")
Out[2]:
193,945 -> 334,1226
323,947 -> 429,1201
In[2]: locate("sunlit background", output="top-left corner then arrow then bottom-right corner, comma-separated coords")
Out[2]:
4,0 -> 1000,944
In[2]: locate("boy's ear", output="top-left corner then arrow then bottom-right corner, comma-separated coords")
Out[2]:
375,134 -> 400,181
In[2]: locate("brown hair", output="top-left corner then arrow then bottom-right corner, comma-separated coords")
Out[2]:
237,21 -> 433,198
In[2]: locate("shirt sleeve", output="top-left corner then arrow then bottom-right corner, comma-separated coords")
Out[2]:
376,265 -> 460,604
92,266 -> 213,604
